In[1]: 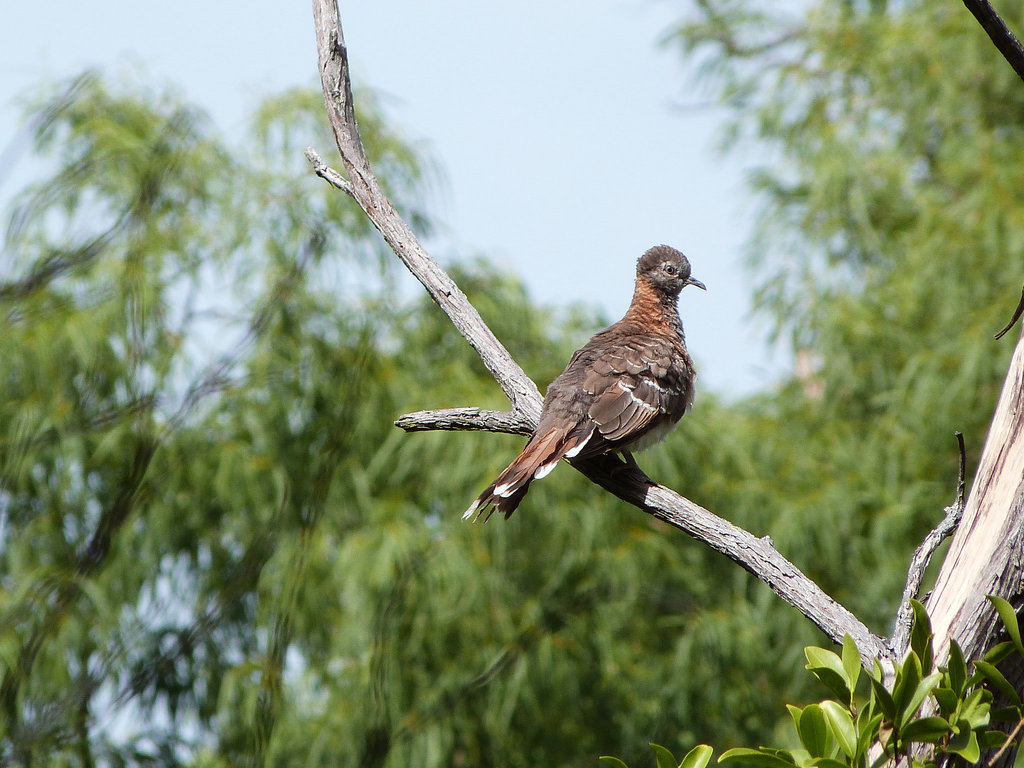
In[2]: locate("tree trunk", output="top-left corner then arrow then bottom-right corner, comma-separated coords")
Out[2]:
926,328 -> 1024,685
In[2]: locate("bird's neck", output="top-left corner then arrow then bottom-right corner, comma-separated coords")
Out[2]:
624,281 -> 684,336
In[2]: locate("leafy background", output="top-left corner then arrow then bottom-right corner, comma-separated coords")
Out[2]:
2,1 -> 1023,766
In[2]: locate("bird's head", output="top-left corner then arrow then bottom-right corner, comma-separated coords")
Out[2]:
636,245 -> 706,299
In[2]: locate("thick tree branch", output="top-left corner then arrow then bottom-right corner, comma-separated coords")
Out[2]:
962,0 -> 1024,85
926,331 -> 1024,666
309,0 -> 890,665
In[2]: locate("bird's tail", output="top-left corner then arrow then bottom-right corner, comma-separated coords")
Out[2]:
463,424 -> 593,521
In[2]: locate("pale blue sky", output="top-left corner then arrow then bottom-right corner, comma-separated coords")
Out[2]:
0,1 -> 786,395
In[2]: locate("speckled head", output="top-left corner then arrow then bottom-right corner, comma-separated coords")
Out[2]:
636,245 -> 706,298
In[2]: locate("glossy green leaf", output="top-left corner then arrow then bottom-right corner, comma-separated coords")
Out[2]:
679,744 -> 715,768
900,672 -> 943,728
805,647 -> 852,703
869,673 -> 896,722
841,635 -> 861,695
900,716 -> 950,744
931,687 -> 957,716
719,748 -> 798,768
947,640 -> 967,697
988,595 -> 1024,658
909,600 -> 934,673
961,689 -> 992,729
600,758 -> 631,768
974,661 -> 1022,708
992,705 -> 1024,724
790,703 -> 829,757
807,759 -> 848,768
893,652 -> 922,719
981,640 -> 1017,667
856,710 -> 884,754
949,729 -> 980,763
979,730 -> 1009,749
652,743 -> 681,768
820,701 -> 858,760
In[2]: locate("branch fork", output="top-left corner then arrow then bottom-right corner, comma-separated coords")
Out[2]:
309,0 -> 900,665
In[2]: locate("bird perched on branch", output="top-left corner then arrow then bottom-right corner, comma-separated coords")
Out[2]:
465,244 -> 704,521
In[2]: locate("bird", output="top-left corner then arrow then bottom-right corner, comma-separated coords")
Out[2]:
464,244 -> 705,521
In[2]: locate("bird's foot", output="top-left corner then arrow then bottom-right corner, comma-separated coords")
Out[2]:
611,451 -> 641,477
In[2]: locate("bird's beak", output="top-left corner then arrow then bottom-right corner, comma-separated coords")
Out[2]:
686,276 -> 707,291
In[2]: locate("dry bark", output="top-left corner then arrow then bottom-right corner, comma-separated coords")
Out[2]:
307,0 -> 1024,686
309,0 -> 890,666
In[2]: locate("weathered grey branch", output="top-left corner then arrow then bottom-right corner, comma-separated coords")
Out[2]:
310,2 -> 541,423
395,408 -> 534,435
305,147 -> 353,197
309,0 -> 890,665
569,454 -> 889,663
891,433 -> 967,658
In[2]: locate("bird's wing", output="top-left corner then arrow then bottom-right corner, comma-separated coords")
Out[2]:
582,339 -> 677,444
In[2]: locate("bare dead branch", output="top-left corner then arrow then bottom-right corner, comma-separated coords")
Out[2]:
962,0 -> 1024,86
926,331 -> 1024,668
570,453 -> 889,664
304,147 -> 354,197
891,433 -> 968,657
995,284 -> 1024,340
309,0 -> 891,666
395,408 -> 534,436
309,2 -> 542,422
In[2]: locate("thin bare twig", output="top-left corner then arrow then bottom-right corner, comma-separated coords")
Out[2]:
987,714 -> 1024,766
309,0 -> 891,666
962,0 -> 1024,86
891,433 -> 968,657
995,284 -> 1024,340
304,147 -> 354,197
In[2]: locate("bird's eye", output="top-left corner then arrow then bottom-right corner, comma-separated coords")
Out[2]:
663,264 -> 678,275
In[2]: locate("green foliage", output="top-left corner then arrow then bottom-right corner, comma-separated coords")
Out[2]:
613,602 -> 1024,768
0,71 -> 823,768
645,0 -> 1024,750
602,743 -> 715,768
6,0 -> 1024,764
